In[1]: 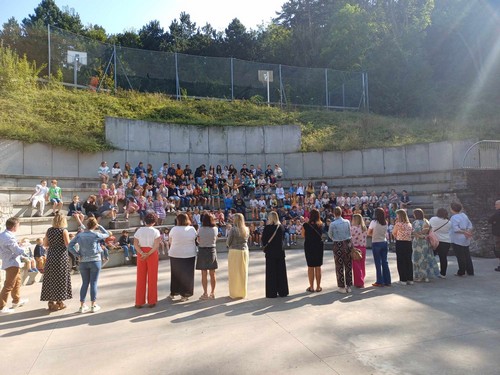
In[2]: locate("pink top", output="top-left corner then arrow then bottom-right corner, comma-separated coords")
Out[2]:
350,225 -> 367,247
393,222 -> 412,241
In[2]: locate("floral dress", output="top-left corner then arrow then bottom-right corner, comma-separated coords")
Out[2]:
412,220 -> 440,280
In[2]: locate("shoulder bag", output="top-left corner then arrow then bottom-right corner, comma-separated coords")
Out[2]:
262,225 -> 280,253
426,220 -> 448,250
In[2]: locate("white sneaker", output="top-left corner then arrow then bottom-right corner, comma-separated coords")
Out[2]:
337,288 -> 347,294
424,278 -> 430,283
78,305 -> 90,313
125,257 -> 130,261
396,281 -> 407,286
12,298 -> 29,308
407,281 -> 414,285
90,304 -> 101,313
0,307 -> 14,314
346,286 -> 352,293
438,274 -> 446,279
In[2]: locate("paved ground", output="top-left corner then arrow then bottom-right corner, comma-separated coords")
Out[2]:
1,249 -> 499,375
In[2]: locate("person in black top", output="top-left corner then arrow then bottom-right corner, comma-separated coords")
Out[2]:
234,195 -> 246,218
261,211 -> 289,298
264,164 -> 273,178
488,200 -> 500,271
302,209 -> 324,292
240,164 -> 250,177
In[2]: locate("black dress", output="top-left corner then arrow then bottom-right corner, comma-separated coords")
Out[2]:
262,224 -> 289,298
40,227 -> 72,302
303,222 -> 324,267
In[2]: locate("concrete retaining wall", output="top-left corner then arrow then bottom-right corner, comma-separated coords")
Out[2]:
0,118 -> 479,180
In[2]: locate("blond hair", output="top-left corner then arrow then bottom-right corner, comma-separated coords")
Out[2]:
396,209 -> 410,223
233,213 -> 249,238
52,213 -> 67,228
351,214 -> 366,232
267,211 -> 280,226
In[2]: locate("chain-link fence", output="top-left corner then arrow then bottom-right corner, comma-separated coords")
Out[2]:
42,25 -> 368,110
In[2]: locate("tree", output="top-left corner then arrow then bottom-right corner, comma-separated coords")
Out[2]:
0,18 -> 23,50
138,20 -> 164,51
22,0 -> 83,33
165,12 -> 197,52
223,18 -> 257,60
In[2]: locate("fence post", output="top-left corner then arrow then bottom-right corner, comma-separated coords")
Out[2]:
325,68 -> 329,108
362,72 -> 366,110
342,83 -> 345,109
279,64 -> 283,107
230,57 -> 234,101
365,72 -> 370,112
175,52 -> 180,100
113,44 -> 117,91
47,24 -> 51,80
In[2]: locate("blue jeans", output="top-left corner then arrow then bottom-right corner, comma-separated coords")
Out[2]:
79,261 -> 101,302
371,242 -> 391,285
122,245 -> 136,258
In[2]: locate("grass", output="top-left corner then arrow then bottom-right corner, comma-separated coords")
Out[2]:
0,46 -> 497,153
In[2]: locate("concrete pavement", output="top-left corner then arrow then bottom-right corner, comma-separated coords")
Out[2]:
1,250 -> 499,375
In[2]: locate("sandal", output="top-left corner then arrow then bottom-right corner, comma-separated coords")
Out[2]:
48,301 -> 58,311
208,293 -> 215,299
315,287 -> 323,292
199,293 -> 209,300
56,302 -> 67,310
306,287 -> 315,293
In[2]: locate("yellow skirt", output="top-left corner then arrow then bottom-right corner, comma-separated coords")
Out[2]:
228,249 -> 249,299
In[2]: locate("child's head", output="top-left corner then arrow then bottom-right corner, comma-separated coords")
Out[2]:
69,233 -> 75,239
51,179 -> 58,186
163,227 -> 170,234
73,195 -> 79,202
101,183 -> 107,189
36,238 -> 43,245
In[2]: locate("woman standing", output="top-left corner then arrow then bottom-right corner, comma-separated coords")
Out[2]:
196,213 -> 219,300
412,208 -> 440,282
68,217 -> 110,313
226,213 -> 250,299
301,208 -> 324,292
350,214 -> 367,288
262,211 -> 289,298
134,213 -> 161,307
367,208 -> 391,287
328,206 -> 354,293
40,213 -> 72,311
392,209 -> 414,285
429,208 -> 451,278
168,213 -> 198,302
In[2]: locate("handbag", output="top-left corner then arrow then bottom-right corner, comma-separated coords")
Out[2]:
351,247 -> 363,261
262,225 -> 280,252
426,220 -> 448,250
426,230 -> 439,250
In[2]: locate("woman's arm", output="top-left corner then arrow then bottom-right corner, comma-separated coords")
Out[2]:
62,229 -> 70,246
226,229 -> 234,248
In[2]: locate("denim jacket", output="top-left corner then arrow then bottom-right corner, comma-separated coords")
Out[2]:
68,225 -> 110,262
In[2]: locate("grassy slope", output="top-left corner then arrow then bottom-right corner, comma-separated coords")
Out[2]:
0,83 -> 498,152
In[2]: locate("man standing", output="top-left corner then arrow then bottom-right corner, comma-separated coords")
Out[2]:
488,200 -> 500,272
29,180 -> 48,217
450,202 -> 474,277
0,217 -> 29,314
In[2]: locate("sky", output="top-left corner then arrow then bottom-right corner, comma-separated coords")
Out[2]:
0,0 -> 287,34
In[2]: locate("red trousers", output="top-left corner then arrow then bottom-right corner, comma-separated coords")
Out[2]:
352,246 -> 366,287
135,249 -> 158,306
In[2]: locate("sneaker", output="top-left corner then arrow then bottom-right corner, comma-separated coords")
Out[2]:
78,305 -> 90,313
337,287 -> 347,294
132,254 -> 137,257
396,281 -> 407,286
90,304 -> 101,313
12,298 -> 28,309
372,283 -> 384,287
407,281 -> 414,285
438,274 -> 446,279
125,257 -> 130,261
346,286 -> 352,293
424,278 -> 430,283
0,307 -> 14,314
180,296 -> 189,302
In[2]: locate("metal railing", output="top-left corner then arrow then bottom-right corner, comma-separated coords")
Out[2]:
462,140 -> 500,169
